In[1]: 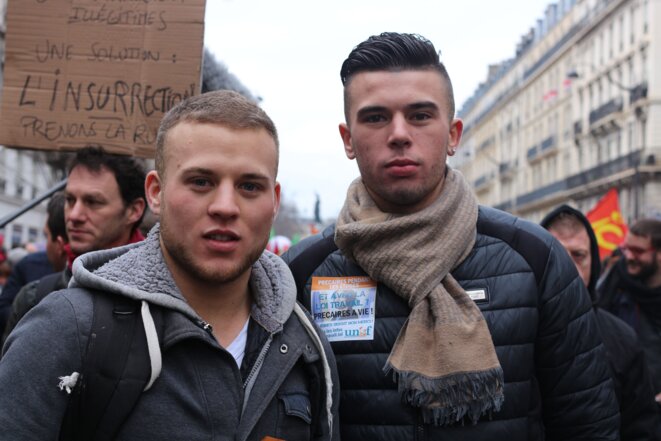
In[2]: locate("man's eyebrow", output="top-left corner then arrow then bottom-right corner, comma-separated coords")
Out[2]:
356,101 -> 439,117
64,189 -> 106,199
240,172 -> 271,182
406,101 -> 439,111
181,167 -> 215,176
356,105 -> 388,118
182,168 -> 271,181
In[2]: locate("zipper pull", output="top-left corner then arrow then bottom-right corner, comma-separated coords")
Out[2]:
201,321 -> 213,334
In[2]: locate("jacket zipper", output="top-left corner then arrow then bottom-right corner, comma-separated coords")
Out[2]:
240,333 -> 274,418
243,334 -> 273,389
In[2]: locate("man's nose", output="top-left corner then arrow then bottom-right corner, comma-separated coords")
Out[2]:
67,200 -> 85,222
387,114 -> 412,148
208,185 -> 240,218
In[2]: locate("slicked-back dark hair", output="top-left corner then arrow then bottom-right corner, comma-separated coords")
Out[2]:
630,218 -> 661,249
67,146 -> 147,230
340,32 -> 455,121
46,192 -> 68,242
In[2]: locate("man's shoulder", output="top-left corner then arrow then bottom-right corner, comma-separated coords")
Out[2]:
472,206 -> 573,289
476,206 -> 555,248
281,224 -> 337,265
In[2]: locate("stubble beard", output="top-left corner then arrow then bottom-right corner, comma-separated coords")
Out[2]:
628,256 -> 659,283
160,220 -> 267,286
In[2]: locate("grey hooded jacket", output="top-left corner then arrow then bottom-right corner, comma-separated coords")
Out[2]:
0,226 -> 340,441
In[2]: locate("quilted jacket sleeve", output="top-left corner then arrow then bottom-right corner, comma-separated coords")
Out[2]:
536,238 -> 620,440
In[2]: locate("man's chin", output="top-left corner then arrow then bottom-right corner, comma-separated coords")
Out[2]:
626,264 -> 640,276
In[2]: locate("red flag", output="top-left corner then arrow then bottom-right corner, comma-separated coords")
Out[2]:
586,189 -> 628,261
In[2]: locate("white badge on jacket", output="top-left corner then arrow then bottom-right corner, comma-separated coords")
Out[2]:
310,276 -> 377,342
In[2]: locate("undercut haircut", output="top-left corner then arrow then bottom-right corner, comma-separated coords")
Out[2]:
155,90 -> 279,178
629,218 -> 661,249
340,32 -> 455,121
68,146 -> 147,230
47,192 -> 68,242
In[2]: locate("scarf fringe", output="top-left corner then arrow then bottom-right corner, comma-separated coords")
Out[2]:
385,364 -> 505,426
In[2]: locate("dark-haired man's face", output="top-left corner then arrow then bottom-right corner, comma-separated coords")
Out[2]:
64,165 -> 144,256
622,233 -> 659,281
339,70 -> 461,214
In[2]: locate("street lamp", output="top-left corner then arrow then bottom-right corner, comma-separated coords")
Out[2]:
566,64 -> 646,220
566,67 -> 636,92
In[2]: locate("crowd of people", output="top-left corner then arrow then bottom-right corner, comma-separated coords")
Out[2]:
0,32 -> 659,441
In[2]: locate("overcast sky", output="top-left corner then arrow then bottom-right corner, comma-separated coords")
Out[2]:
204,0 -> 553,220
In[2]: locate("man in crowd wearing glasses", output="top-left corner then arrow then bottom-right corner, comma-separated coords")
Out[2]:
598,218 -> 661,403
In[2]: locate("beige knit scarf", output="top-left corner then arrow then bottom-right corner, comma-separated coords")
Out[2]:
335,169 -> 504,425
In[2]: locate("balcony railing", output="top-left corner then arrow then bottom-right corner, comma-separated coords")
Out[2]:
515,150 -> 641,206
629,82 -> 648,104
527,145 -> 538,160
589,97 -> 623,125
540,136 -> 556,152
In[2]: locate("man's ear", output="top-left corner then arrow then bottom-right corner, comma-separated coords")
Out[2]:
144,171 -> 162,215
272,182 -> 281,221
55,235 -> 67,256
448,118 -> 464,154
339,123 -> 356,160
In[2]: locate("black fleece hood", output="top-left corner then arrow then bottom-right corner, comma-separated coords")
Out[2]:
540,205 -> 601,298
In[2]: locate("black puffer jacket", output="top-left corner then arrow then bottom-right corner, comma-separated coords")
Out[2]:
284,206 -> 619,441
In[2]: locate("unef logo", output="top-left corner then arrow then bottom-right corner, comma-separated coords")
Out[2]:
345,326 -> 373,338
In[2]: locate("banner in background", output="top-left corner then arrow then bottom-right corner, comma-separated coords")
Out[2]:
587,188 -> 628,261
0,0 -> 206,158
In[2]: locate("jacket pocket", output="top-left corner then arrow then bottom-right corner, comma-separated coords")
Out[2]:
275,392 -> 312,440
279,392 -> 312,424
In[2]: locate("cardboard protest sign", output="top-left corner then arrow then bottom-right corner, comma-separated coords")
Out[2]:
0,0 -> 206,158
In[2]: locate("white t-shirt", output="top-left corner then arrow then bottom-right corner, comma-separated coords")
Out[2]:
226,318 -> 250,368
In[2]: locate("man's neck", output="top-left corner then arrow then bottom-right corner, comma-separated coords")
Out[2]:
174,271 -> 253,348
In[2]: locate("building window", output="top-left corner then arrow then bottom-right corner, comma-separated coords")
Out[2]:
644,0 -> 649,33
15,181 -> 24,199
28,227 -> 39,243
619,15 -> 624,51
609,22 -> 614,59
630,6 -> 636,44
11,224 -> 23,248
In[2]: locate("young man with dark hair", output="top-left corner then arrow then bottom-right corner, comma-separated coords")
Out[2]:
542,205 -> 661,441
0,147 -> 147,344
284,32 -> 619,440
598,217 -> 661,403
64,145 -> 147,256
0,90 -> 339,440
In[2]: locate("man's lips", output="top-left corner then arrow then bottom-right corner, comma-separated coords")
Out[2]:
385,158 -> 419,177
203,229 -> 240,252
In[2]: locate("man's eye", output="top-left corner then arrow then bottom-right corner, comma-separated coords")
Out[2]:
411,112 -> 431,121
191,178 -> 212,188
240,182 -> 260,192
363,114 -> 386,123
